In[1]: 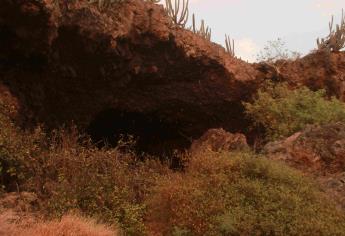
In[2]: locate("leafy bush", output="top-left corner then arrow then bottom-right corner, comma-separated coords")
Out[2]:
146,151 -> 345,235
244,82 -> 345,140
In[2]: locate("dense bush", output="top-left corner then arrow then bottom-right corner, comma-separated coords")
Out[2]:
0,100 -> 170,235
146,151 -> 345,235
0,99 -> 48,192
42,142 -> 170,235
244,82 -> 345,140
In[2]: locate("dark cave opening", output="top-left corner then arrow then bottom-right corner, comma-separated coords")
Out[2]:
86,109 -> 191,158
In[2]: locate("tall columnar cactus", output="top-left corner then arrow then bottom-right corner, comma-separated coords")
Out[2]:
225,34 -> 235,57
317,9 -> 345,52
164,0 -> 189,28
191,14 -> 211,41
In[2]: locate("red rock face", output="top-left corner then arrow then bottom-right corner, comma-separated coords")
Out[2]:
264,123 -> 345,210
0,0 -> 259,154
254,51 -> 345,99
265,123 -> 345,175
1,0 -> 345,154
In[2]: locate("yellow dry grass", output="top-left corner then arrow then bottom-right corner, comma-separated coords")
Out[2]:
0,211 -> 118,236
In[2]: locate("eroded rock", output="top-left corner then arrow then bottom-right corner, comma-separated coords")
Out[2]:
254,51 -> 345,100
265,123 -> 345,210
190,128 -> 248,154
1,0 -> 345,155
0,0 -> 258,154
264,123 -> 345,175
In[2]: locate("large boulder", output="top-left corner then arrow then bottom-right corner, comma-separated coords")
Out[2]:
264,122 -> 345,209
190,128 -> 248,155
264,122 -> 345,175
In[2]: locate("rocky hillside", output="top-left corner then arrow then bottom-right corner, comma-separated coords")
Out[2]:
1,0 -> 345,155
2,1 -> 345,235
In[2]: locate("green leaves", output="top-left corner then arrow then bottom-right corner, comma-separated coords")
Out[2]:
244,82 -> 345,140
147,152 -> 345,235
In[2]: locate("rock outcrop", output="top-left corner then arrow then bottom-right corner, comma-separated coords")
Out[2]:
264,122 -> 345,175
265,123 -> 345,209
1,0 -> 345,154
255,51 -> 345,100
190,128 -> 248,155
0,0 -> 259,154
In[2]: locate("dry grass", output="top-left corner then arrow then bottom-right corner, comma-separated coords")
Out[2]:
0,211 -> 17,236
0,211 -> 118,236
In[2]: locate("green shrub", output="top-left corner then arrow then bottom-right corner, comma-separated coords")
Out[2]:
244,82 -> 345,140
146,151 -> 345,235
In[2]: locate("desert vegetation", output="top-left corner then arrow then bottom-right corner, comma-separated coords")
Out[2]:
191,14 -> 212,41
225,35 -> 236,57
1,212 -> 119,236
256,38 -> 301,62
244,82 -> 345,140
2,0 -> 345,235
317,9 -> 345,52
2,82 -> 345,234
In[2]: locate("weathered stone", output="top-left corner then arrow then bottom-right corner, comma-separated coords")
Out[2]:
190,128 -> 248,154
265,123 -> 345,175
265,123 -> 345,210
0,0 -> 258,154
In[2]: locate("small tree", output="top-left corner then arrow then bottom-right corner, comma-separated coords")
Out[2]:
256,38 -> 301,63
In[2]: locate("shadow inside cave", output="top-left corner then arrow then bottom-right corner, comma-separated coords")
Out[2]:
86,109 -> 191,159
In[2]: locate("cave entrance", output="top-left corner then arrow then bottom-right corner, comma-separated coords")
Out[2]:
86,109 -> 191,157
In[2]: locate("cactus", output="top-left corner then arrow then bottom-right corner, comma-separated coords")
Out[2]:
225,34 -> 235,57
191,14 -> 211,41
164,0 -> 189,28
316,9 -> 345,52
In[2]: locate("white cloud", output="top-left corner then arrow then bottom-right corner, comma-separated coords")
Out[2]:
235,38 -> 260,62
314,0 -> 344,17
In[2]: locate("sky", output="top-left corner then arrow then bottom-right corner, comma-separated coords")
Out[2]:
159,0 -> 344,62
